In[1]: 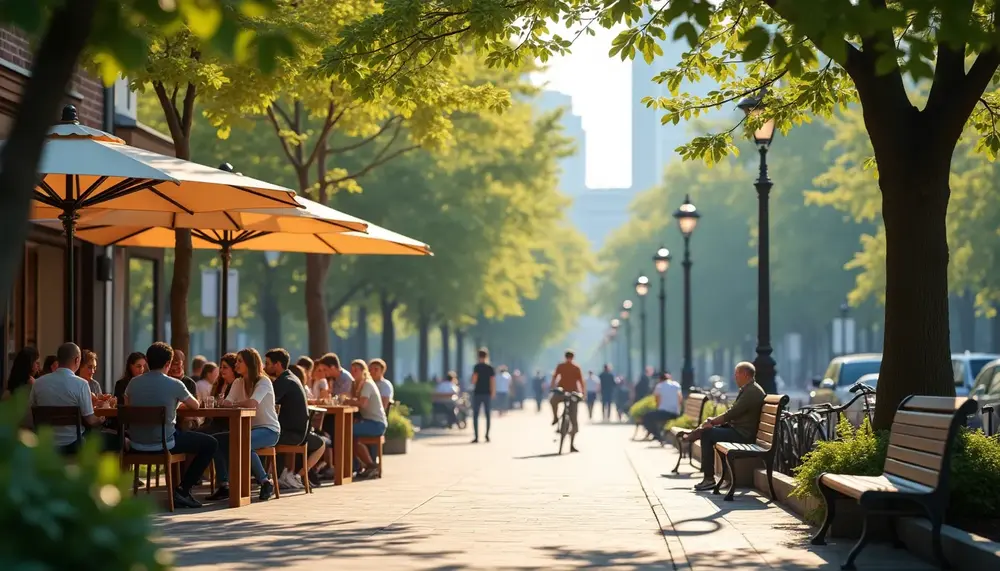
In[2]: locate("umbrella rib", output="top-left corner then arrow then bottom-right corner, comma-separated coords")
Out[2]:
107,227 -> 152,246
314,234 -> 341,254
82,177 -> 143,205
146,185 -> 195,215
37,180 -> 62,202
75,175 -> 109,204
223,211 -> 242,230
229,184 -> 299,208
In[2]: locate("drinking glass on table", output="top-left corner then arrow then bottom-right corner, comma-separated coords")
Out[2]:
204,396 -> 215,409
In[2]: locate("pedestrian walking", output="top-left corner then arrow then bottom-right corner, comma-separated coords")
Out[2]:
470,348 -> 495,443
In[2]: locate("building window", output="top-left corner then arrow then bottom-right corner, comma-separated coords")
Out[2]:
128,258 -> 156,352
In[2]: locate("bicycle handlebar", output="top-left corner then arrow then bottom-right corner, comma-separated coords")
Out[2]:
849,382 -> 876,395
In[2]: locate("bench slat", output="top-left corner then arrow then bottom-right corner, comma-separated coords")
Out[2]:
889,432 -> 946,456
762,403 -> 779,415
894,410 -> 954,430
887,444 -> 943,472
756,438 -> 771,448
903,396 -> 968,413
884,458 -> 940,489
760,412 -> 777,425
892,422 -> 948,441
764,394 -> 785,405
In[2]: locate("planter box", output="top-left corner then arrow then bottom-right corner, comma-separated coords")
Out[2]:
897,517 -> 1000,569
384,437 -> 408,455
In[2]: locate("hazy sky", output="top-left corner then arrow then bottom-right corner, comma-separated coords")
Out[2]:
531,26 -> 631,189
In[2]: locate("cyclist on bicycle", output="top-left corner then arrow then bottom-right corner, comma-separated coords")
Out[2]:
550,350 -> 584,452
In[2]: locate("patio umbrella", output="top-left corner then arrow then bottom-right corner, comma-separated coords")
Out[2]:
12,105 -> 301,341
51,196 -> 430,352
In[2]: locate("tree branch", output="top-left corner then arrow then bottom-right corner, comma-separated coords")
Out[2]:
325,115 -> 402,155
180,83 -> 196,139
265,105 -> 302,170
926,0 -> 976,114
303,100 -> 343,168
152,81 -> 185,146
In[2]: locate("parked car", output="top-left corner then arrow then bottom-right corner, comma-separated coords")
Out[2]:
951,352 -> 1000,396
968,358 -> 1000,433
809,354 -> 882,427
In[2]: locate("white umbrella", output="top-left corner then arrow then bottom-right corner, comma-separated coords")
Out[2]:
9,105 -> 300,340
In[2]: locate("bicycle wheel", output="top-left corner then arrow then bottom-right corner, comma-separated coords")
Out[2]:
796,413 -> 826,459
558,413 -> 568,455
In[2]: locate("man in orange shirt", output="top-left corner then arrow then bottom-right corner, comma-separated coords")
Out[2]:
550,350 -> 584,452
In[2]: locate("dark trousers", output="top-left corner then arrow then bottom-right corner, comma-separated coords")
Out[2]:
58,430 -> 119,455
601,390 -> 615,420
699,427 -> 748,478
642,410 -> 680,441
472,394 -> 491,438
170,430 -> 219,491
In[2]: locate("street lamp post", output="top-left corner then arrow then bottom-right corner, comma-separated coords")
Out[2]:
673,195 -> 701,393
839,300 -> 849,356
738,89 -> 778,394
635,275 -> 650,378
621,300 -> 633,381
653,247 -> 671,375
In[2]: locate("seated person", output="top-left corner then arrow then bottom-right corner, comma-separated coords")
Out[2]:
266,349 -> 325,490
124,342 -> 217,509
343,359 -> 387,480
432,372 -> 460,425
369,358 -> 394,411
27,343 -> 111,454
641,373 -> 683,442
208,348 -> 281,502
690,362 -> 765,491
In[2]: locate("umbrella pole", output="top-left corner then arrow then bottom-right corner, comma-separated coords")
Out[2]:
59,210 -> 78,342
218,243 -> 232,355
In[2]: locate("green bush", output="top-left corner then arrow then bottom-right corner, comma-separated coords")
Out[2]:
628,395 -> 656,421
0,394 -> 167,570
385,408 -> 415,440
394,382 -> 433,419
634,398 -> 729,431
792,416 -> 1000,520
665,415 -> 697,431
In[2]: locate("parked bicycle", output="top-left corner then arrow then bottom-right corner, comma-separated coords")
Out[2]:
775,382 -> 876,475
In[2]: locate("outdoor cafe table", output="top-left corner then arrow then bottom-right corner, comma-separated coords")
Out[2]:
94,407 -> 256,508
308,402 -> 359,485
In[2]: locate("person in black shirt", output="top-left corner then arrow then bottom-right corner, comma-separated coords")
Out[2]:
599,364 -> 617,421
265,348 -> 326,490
470,347 -> 496,443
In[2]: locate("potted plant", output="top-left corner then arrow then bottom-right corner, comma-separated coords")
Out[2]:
384,407 -> 415,454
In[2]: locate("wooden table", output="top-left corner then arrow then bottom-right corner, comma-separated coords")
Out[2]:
308,402 -> 358,485
95,407 -> 256,508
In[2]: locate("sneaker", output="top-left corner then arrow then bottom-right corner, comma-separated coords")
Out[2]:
485,435 -> 490,443
318,466 -> 335,480
259,480 -> 274,501
206,486 -> 230,501
570,446 -> 580,453
693,478 -> 717,492
173,487 -> 203,509
291,474 -> 305,489
470,438 -> 479,444
277,472 -> 296,491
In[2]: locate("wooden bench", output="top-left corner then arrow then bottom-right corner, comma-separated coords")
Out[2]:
713,394 -> 790,501
811,395 -> 977,570
669,393 -> 711,473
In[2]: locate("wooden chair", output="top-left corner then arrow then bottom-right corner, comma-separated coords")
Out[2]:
811,395 -> 978,570
117,406 -> 187,512
712,393 -> 790,501
669,393 -> 711,473
31,406 -> 83,452
274,441 -> 312,493
357,435 -> 385,477
256,447 -> 282,499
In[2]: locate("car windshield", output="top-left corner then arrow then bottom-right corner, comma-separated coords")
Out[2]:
968,358 -> 994,379
838,361 -> 882,386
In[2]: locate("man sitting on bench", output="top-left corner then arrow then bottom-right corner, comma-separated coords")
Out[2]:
685,361 -> 765,491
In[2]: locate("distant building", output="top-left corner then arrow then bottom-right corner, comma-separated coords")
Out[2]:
535,90 -> 587,198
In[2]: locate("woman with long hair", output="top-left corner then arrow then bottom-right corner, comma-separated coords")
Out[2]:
41,355 -> 58,376
214,353 -> 238,399
195,362 -> 219,401
78,350 -> 103,395
113,352 -> 147,402
208,348 -> 281,502
344,358 -> 387,479
5,346 -> 39,396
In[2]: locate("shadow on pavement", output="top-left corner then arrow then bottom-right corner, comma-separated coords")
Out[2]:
156,517 -> 460,568
531,545 -> 671,570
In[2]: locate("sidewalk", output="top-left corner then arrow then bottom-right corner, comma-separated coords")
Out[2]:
153,406 -> 931,570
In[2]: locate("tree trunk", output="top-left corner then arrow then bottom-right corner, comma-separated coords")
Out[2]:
380,292 -> 396,379
305,253 -> 331,356
418,304 -> 430,381
440,323 -> 450,374
260,256 -> 281,350
170,229 -> 192,354
357,303 -> 369,359
455,329 -> 465,381
955,290 -> 976,352
0,2 -> 99,316
873,157 -> 954,430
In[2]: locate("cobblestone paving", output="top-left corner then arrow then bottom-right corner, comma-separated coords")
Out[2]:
153,406 -> 932,570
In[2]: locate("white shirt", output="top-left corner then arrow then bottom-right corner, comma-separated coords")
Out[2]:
654,379 -> 682,414
195,379 -> 214,401
230,377 -> 281,433
359,379 -> 388,425
376,378 -> 394,400
435,381 -> 459,396
29,368 -> 94,446
586,374 -> 600,393
496,371 -> 512,393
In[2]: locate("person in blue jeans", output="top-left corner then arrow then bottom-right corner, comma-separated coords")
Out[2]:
469,348 -> 496,443
344,359 -> 387,479
207,348 -> 281,502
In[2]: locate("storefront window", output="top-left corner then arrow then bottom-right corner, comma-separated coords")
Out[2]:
128,258 -> 155,351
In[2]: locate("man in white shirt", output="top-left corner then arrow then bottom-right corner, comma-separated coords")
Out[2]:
369,358 -> 394,410
495,365 -> 512,416
28,342 -> 108,454
642,373 -> 683,443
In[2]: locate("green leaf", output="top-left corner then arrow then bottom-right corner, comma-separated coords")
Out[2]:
741,26 -> 770,62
